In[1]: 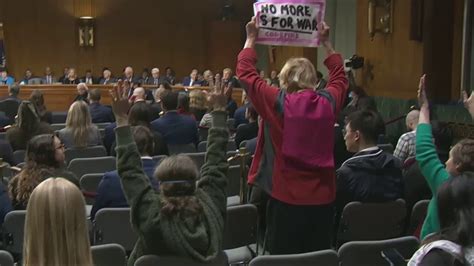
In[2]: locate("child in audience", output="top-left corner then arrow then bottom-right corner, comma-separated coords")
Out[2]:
9,134 -> 79,209
111,80 -> 229,265
6,101 -> 53,151
23,178 -> 92,266
416,75 -> 474,240
408,173 -> 474,265
237,18 -> 348,254
58,100 -> 102,148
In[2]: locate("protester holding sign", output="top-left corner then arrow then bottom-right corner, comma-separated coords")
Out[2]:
236,17 -> 348,254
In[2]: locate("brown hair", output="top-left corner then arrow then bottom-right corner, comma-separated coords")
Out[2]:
65,100 -> 95,148
154,155 -> 202,218
450,139 -> 474,173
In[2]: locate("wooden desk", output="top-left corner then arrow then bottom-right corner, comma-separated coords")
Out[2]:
0,85 -> 245,112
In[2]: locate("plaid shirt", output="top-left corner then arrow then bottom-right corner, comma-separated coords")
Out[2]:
394,131 -> 416,163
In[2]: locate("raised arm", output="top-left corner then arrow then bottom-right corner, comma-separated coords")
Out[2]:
415,75 -> 449,192
111,81 -> 162,231
463,91 -> 474,120
198,89 -> 229,215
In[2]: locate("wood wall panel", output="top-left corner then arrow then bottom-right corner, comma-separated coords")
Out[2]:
0,0 -> 252,81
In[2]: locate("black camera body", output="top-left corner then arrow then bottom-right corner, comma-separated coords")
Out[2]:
344,55 -> 365,70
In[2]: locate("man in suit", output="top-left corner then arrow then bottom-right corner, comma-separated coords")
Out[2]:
90,126 -> 159,219
147,68 -> 164,87
0,83 -> 21,102
182,68 -> 202,87
235,104 -> 259,148
80,69 -> 97,85
151,90 -> 198,146
88,88 -> 115,123
42,66 -> 57,84
122,66 -> 139,85
139,68 -> 150,85
164,67 -> 176,85
20,69 -> 35,85
73,83 -> 89,103
58,67 -> 69,84
0,69 -> 14,86
98,68 -> 116,85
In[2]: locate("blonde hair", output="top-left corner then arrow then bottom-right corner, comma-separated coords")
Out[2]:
23,178 -> 92,266
66,100 -> 94,148
279,57 -> 318,92
189,90 -> 207,110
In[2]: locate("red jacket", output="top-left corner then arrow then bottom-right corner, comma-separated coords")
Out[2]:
236,48 -> 348,205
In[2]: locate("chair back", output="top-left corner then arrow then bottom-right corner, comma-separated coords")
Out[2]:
50,123 -> 66,131
0,132 -> 6,140
3,210 -> 26,255
0,250 -> 14,266
197,141 -> 207,153
249,249 -> 339,266
65,146 -> 107,165
81,173 -> 104,205
226,165 -> 241,197
183,152 -> 206,170
338,236 -> 420,266
152,155 -> 167,164
51,112 -> 68,123
223,204 -> 258,250
337,199 -> 407,245
407,199 -> 430,236
91,243 -> 127,266
95,123 -> 112,129
67,156 -> 116,178
12,150 -> 26,165
227,119 -> 236,131
167,143 -> 196,155
198,127 -> 208,142
93,208 -> 137,252
134,252 -> 228,266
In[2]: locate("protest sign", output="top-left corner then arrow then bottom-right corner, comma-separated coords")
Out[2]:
253,0 -> 325,47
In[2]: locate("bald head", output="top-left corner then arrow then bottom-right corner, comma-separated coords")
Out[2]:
124,66 -> 133,79
406,110 -> 420,131
133,87 -> 146,102
76,83 -> 88,95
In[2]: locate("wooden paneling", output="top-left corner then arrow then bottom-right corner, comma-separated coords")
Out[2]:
356,0 -> 424,100
0,0 -> 252,81
0,85 -> 244,111
269,46 -> 318,72
451,0 -> 464,100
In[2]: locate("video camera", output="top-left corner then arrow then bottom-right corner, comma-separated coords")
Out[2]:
344,55 -> 365,72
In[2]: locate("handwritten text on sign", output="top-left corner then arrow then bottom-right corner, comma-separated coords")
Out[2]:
253,0 -> 325,47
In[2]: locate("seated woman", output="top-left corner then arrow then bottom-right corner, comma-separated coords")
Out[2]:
29,89 -> 52,124
189,89 -> 208,122
23,178 -> 92,266
63,67 -> 80,85
6,101 -> 53,151
58,100 -> 102,149
111,81 -> 229,265
177,92 -> 196,120
416,75 -> 474,240
9,134 -> 79,210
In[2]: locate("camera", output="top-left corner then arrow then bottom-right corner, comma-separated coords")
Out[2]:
344,55 -> 365,72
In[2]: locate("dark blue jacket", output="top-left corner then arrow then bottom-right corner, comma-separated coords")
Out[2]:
233,104 -> 249,128
90,158 -> 158,219
0,183 -> 12,225
181,77 -> 202,87
103,122 -> 117,154
89,102 -> 115,123
151,111 -> 198,146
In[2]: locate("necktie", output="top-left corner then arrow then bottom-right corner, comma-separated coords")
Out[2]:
154,79 -> 158,86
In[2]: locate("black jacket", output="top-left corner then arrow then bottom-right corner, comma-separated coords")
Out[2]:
336,147 -> 404,217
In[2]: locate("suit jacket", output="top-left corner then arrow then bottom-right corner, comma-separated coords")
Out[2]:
233,104 -> 249,128
226,99 -> 237,118
146,77 -> 164,86
151,111 -> 198,146
42,75 -> 57,84
89,102 -> 115,123
63,78 -> 80,84
80,76 -> 98,85
90,157 -> 158,219
98,77 -> 117,85
149,102 -> 162,121
235,121 -> 258,148
182,76 -> 202,87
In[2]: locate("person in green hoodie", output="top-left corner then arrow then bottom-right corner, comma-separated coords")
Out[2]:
110,80 -> 230,266
416,74 -> 474,240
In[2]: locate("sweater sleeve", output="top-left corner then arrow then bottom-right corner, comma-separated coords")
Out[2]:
198,111 -> 229,216
236,48 -> 280,125
415,124 -> 450,193
115,126 -> 161,232
323,54 -> 349,116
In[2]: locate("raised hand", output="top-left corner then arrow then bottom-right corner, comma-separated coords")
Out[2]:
417,74 -> 428,107
463,90 -> 474,119
317,21 -> 334,54
244,17 -> 258,49
110,80 -> 131,127
209,82 -> 228,112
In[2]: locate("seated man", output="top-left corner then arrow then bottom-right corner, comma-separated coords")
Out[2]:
394,110 -> 420,164
73,83 -> 89,103
336,110 -> 404,219
0,69 -> 15,86
91,126 -> 158,219
235,104 -> 258,148
88,88 -> 115,123
151,90 -> 198,146
182,68 -> 202,87
0,83 -> 21,103
98,68 -> 116,85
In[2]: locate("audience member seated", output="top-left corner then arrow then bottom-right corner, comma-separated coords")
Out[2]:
403,160 -> 431,214
316,71 -> 328,91
9,134 -> 79,210
394,110 -> 420,164
63,67 -> 80,84
0,84 -> 21,123
269,70 -> 279,87
0,182 -> 12,226
29,89 -> 52,124
147,67 -> 164,86
233,92 -> 250,128
42,66 -> 57,84
164,67 -> 176,85
0,69 -> 14,85
98,68 -> 116,85
149,87 -> 165,121
111,81 -> 229,264
74,83 -> 89,103
177,92 -> 195,119
201,69 -> 214,87
91,126 -> 159,219
105,102 -> 167,156
131,87 -> 147,104
222,68 -> 238,117
189,89 -> 208,122
235,104 -> 258,148
80,69 -> 97,84
0,83 -> 21,102
151,90 -> 198,146
0,139 -> 14,165
431,121 -> 453,164
336,110 -> 403,223
58,100 -> 102,148
415,76 -> 474,240
6,101 -> 53,151
237,19 -> 347,254
20,69 -> 35,85
408,173 -> 474,265
23,178 -> 92,266
182,68 -> 202,87
58,67 -> 69,83
88,88 -> 115,123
